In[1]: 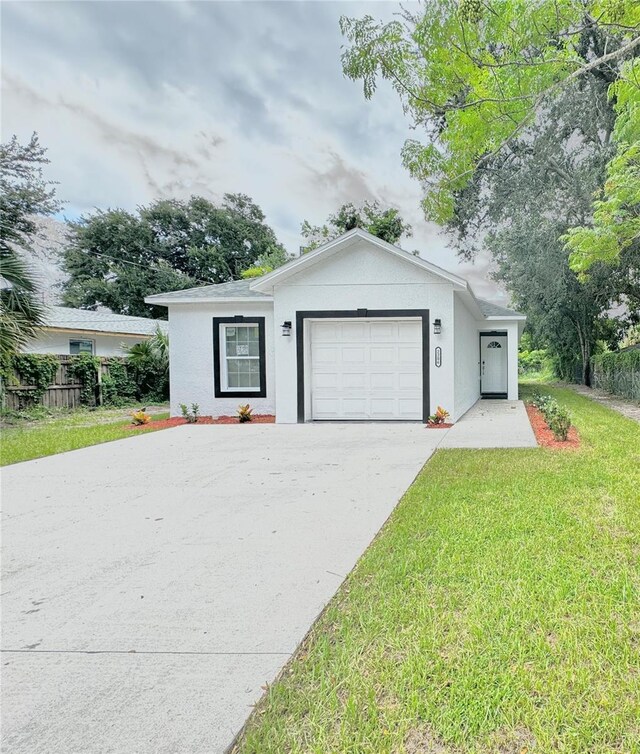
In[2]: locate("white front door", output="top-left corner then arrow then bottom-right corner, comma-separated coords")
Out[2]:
309,319 -> 423,420
480,335 -> 508,394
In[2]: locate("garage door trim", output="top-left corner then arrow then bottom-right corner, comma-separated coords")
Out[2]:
296,309 -> 430,423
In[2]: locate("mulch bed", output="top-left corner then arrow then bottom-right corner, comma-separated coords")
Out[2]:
525,404 -> 580,449
425,422 -> 454,429
127,415 -> 275,430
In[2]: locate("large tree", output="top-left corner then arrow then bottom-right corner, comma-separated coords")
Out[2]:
446,70 -> 638,383
301,200 -> 412,252
0,133 -> 62,358
341,1 -> 639,238
61,194 -> 288,318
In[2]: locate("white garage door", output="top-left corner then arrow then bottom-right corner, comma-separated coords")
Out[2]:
310,319 -> 423,420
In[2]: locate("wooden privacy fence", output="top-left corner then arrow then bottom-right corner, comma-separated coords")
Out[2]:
2,355 -> 113,411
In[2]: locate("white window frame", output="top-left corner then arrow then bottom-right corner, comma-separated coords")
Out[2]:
220,323 -> 261,393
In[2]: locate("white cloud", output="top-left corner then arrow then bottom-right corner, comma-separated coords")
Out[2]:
1,0 -> 508,302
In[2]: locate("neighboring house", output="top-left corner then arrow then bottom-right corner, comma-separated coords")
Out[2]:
146,229 -> 525,423
23,306 -> 168,357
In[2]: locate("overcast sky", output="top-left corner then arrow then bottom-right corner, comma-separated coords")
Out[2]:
2,0 -> 505,301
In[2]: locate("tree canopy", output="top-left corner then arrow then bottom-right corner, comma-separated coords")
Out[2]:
444,69 -> 637,383
0,133 -> 62,358
341,1 -> 639,244
301,200 -> 412,252
61,194 -> 289,318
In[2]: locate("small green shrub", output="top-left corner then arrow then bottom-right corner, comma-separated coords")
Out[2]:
547,406 -> 572,441
528,392 -> 573,441
180,403 -> 200,423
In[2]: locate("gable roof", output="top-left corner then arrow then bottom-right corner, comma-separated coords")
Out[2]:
145,279 -> 272,305
144,229 -> 525,321
250,227 -> 468,292
43,306 -> 168,337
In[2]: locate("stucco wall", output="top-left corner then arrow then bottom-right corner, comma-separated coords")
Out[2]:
23,331 -> 146,356
453,296 -> 480,421
167,301 -> 275,417
271,240 -> 457,423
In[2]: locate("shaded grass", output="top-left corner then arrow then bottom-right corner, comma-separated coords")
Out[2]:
235,387 -> 640,754
0,409 -> 170,465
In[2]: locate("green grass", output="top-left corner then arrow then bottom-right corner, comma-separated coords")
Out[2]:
235,387 -> 640,754
0,408 -> 170,466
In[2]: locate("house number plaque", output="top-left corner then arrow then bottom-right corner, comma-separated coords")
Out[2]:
435,347 -> 442,367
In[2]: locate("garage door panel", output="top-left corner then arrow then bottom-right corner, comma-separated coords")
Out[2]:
398,321 -> 422,341
370,372 -> 395,389
370,322 -> 396,340
343,373 -> 366,389
312,373 -> 339,389
310,319 -> 423,420
398,372 -> 422,390
398,346 -> 422,363
370,346 -> 396,364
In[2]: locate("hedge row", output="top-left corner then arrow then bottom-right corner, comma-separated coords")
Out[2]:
591,349 -> 640,401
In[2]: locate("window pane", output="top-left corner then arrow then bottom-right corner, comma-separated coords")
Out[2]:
70,340 -> 93,355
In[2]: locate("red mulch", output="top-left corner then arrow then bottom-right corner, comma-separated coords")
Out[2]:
525,404 -> 580,449
127,415 -> 275,430
425,422 -> 454,429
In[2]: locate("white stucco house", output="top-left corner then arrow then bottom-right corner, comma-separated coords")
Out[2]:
23,306 -> 168,357
146,229 -> 525,423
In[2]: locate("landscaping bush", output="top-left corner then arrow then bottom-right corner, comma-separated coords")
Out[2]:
529,392 -> 573,441
591,349 -> 640,401
101,359 -> 137,406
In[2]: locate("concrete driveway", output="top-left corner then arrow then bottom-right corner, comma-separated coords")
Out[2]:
2,423 -> 441,753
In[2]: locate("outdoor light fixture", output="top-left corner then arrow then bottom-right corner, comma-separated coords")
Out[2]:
433,318 -> 442,335
281,321 -> 292,337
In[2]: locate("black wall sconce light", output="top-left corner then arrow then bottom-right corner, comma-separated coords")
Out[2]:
281,321 -> 292,337
433,318 -> 442,335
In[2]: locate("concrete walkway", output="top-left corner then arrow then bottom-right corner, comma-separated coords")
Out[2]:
439,399 -> 537,448
2,424 -> 441,754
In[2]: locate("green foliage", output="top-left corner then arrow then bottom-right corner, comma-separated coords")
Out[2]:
591,348 -> 640,400
619,323 -> 640,349
237,403 -> 253,423
0,133 -> 62,357
566,59 -> 640,271
125,327 -> 169,402
179,403 -> 200,423
61,194 -> 287,318
529,391 -> 573,440
5,353 -> 60,405
68,353 -> 100,406
241,265 -> 272,279
340,2 -> 639,225
101,359 -> 137,406
518,349 -> 553,378
301,200 -> 412,252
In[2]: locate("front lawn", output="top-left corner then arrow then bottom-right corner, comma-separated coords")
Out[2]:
235,387 -> 640,754
0,408 -> 170,466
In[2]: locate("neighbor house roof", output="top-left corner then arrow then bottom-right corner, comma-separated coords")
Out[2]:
145,229 -> 525,320
43,306 -> 168,337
